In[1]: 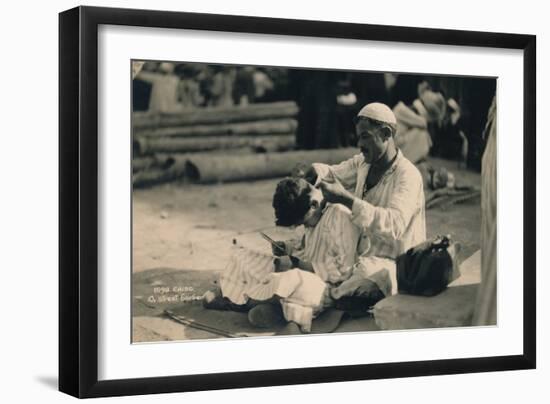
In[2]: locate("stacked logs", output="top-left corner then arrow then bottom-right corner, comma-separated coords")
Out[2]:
132,101 -> 356,187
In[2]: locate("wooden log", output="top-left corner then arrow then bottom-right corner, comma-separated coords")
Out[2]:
133,152 -> 195,188
133,168 -> 177,188
133,101 -> 298,129
135,134 -> 296,155
185,148 -> 358,183
132,148 -> 358,187
132,156 -> 155,173
132,155 -> 174,173
134,119 -> 297,138
133,155 -> 191,188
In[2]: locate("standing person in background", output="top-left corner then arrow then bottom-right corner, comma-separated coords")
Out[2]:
135,62 -> 181,113
429,97 -> 469,164
233,66 -> 256,106
472,97 -> 497,325
175,64 -> 204,109
432,76 -> 496,171
207,66 -> 236,107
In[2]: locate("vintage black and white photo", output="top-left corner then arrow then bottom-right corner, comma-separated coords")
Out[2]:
131,60 -> 497,343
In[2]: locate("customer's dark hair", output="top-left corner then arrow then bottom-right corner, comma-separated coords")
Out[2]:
272,178 -> 311,227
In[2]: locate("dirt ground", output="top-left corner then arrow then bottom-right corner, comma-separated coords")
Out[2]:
132,156 -> 481,342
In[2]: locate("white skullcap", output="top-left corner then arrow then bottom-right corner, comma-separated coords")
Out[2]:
357,102 -> 396,125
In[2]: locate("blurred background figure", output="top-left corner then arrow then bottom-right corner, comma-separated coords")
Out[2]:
472,96 -> 497,325
205,66 -> 236,107
392,82 -> 469,166
232,66 -> 275,106
131,61 -> 495,172
233,66 -> 256,106
429,97 -> 468,165
135,62 -> 181,113
430,76 -> 496,171
252,68 -> 275,101
175,64 -> 204,109
393,86 -> 446,163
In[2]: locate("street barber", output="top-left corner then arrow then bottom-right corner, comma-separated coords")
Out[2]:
307,102 -> 427,304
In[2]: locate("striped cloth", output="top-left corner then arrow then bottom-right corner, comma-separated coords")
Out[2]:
219,248 -> 276,305
219,247 -> 327,332
292,203 -> 360,284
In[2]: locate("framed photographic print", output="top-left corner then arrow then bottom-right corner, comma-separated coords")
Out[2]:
59,5 -> 536,398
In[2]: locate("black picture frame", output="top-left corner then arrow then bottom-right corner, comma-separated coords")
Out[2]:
59,5 -> 536,398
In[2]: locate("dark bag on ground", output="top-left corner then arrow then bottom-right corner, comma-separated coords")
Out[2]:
396,235 -> 461,296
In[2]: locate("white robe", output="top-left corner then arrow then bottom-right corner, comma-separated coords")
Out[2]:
313,149 -> 426,297
472,97 -> 497,325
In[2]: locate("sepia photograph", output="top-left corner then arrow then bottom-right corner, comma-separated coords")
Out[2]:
130,59 -> 497,343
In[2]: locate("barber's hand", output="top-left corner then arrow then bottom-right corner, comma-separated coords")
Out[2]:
273,256 -> 293,272
317,180 -> 354,209
303,165 -> 320,185
271,241 -> 287,257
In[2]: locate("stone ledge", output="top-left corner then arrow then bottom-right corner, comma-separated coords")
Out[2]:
372,250 -> 481,330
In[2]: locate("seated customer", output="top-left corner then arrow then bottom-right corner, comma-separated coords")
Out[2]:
205,177 -> 362,333
271,178 -> 361,285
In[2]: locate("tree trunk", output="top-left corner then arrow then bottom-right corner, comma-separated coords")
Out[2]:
134,119 -> 297,138
133,168 -> 178,188
132,155 -> 173,173
184,148 -> 358,183
132,156 -> 156,173
135,134 -> 296,155
133,101 -> 298,129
